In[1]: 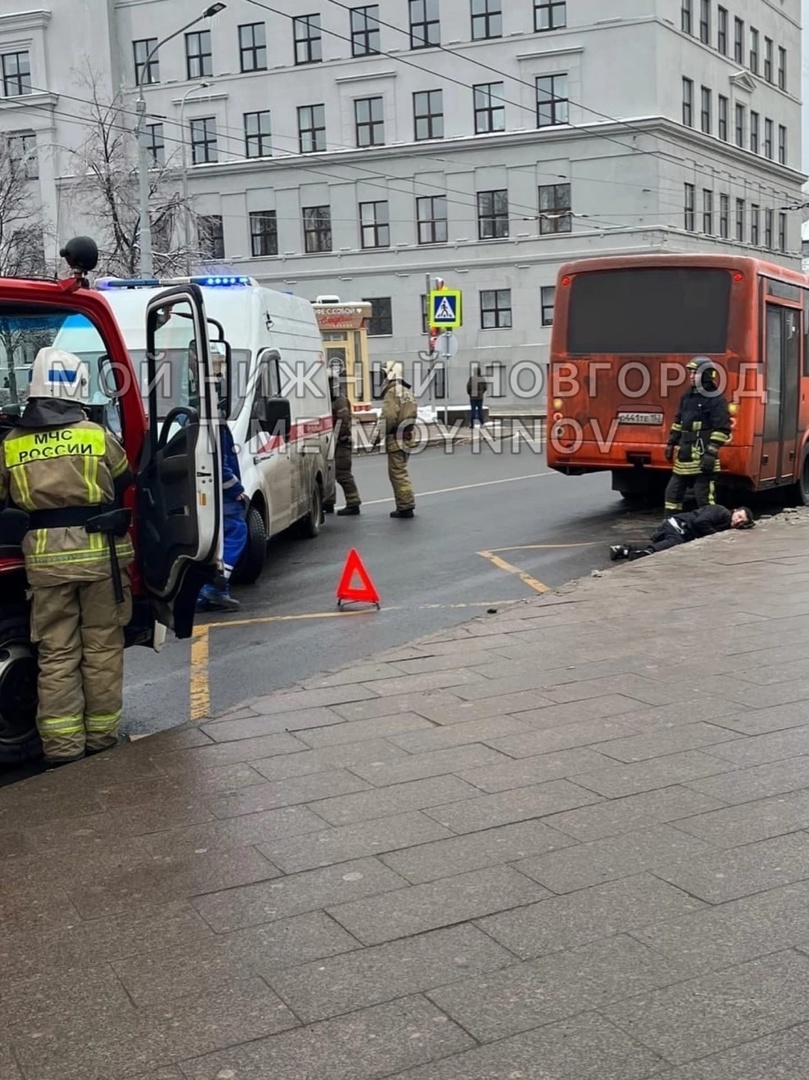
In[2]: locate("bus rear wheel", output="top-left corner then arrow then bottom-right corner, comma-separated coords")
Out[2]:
797,457 -> 809,506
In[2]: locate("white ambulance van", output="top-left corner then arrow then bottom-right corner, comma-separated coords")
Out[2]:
53,275 -> 336,584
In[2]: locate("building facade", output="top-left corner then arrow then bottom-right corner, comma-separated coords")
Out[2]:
0,0 -> 804,407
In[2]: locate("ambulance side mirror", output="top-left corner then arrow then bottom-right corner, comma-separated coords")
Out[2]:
262,397 -> 291,442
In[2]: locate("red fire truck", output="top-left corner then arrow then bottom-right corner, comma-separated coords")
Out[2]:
0,238 -> 225,764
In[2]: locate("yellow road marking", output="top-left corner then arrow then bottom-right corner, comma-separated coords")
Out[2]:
477,550 -> 550,594
489,542 -> 604,552
189,625 -> 211,722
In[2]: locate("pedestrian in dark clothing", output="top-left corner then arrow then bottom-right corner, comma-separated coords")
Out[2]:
466,365 -> 489,427
664,358 -> 732,511
330,377 -> 361,515
610,504 -> 754,561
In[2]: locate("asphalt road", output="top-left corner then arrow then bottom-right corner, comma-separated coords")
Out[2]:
121,439 -> 667,736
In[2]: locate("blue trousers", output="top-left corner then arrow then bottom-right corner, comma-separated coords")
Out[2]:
222,500 -> 248,580
470,398 -> 484,425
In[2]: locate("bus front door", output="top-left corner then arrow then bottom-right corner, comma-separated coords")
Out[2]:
760,304 -> 800,485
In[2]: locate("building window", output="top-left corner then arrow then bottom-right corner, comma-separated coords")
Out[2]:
410,0 -> 440,48
250,211 -> 278,257
719,193 -> 729,238
245,111 -> 272,158
778,47 -> 787,91
185,31 -> 212,79
733,17 -> 744,63
537,74 -> 569,127
351,6 -> 380,55
764,118 -> 773,158
541,286 -> 555,327
681,0 -> 692,33
764,37 -> 773,81
699,0 -> 710,44
416,195 -> 448,244
734,103 -> 745,147
477,189 -> 509,239
480,289 -> 512,329
750,204 -> 760,245
539,182 -> 572,233
146,122 -> 164,166
413,89 -> 443,140
354,96 -> 384,146
749,27 -> 758,73
133,38 -> 159,85
8,131 -> 37,178
474,82 -> 505,133
535,0 -> 566,31
294,14 -> 322,64
764,209 -> 773,249
735,198 -> 745,242
363,297 -> 393,336
239,23 -> 267,72
718,95 -> 728,140
298,104 -> 326,152
189,117 -> 217,164
359,201 -> 390,248
717,6 -> 727,53
778,125 -> 787,165
471,0 -> 502,40
703,190 -> 713,234
682,78 -> 693,127
700,86 -> 711,133
779,212 -> 787,253
303,205 -> 332,253
1,51 -> 31,97
684,183 -> 695,231
750,111 -> 759,153
198,215 -> 224,260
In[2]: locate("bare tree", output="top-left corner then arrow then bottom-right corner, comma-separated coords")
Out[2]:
69,70 -> 205,278
0,140 -> 49,402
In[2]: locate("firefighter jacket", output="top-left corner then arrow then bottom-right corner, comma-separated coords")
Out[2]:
667,387 -> 731,475
666,505 -> 732,540
332,393 -> 353,447
0,418 -> 134,586
379,382 -> 418,445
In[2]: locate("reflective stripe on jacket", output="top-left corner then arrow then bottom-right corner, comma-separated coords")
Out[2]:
0,419 -> 134,585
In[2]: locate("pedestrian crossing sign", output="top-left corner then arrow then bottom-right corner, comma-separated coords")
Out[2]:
429,289 -> 463,328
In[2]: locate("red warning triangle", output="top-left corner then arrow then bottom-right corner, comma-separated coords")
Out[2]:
336,548 -> 380,607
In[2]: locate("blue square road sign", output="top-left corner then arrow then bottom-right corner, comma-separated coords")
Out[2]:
429,289 -> 462,328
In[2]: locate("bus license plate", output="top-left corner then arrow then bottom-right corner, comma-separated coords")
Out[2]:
617,411 -> 664,425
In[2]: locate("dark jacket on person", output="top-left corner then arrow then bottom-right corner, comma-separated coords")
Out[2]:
654,505 -> 731,542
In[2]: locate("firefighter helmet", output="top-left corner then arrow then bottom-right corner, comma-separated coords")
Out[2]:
28,347 -> 90,402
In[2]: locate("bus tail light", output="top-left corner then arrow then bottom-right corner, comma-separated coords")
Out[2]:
733,272 -> 744,282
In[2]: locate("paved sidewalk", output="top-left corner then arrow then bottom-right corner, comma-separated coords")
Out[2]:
4,512 -> 809,1079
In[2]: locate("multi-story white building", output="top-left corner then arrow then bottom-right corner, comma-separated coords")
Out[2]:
0,0 -> 804,407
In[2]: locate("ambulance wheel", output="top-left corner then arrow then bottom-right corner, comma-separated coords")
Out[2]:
233,506 -> 267,585
299,482 -> 323,539
0,612 -> 41,766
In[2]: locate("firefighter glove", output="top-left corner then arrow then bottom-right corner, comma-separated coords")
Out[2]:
700,449 -> 718,473
664,443 -> 675,462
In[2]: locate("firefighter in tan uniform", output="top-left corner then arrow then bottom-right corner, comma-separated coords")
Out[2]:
372,362 -> 418,518
330,375 -> 362,515
0,348 -> 134,767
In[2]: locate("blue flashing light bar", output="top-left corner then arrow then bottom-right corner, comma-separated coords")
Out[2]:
191,276 -> 252,287
97,277 -> 160,289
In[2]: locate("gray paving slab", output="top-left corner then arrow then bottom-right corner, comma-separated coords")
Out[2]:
309,775 -> 481,826
349,744 -> 509,786
457,746 -> 618,791
292,711 -> 435,748
477,872 -> 707,959
653,1028 -> 809,1080
250,738 -> 409,781
674,788 -> 809,848
544,786 -> 727,842
424,779 -> 603,833
602,949 -> 809,1066
684,756 -> 809,804
593,722 -> 742,763
327,865 -> 550,945
570,749 -> 736,798
203,769 -> 372,818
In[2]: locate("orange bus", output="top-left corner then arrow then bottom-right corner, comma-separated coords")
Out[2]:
546,253 -> 809,504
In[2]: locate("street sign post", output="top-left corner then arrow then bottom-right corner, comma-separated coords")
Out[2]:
429,289 -> 463,329
439,331 -> 459,359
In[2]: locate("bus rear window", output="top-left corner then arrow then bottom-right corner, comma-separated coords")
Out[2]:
567,267 -> 731,354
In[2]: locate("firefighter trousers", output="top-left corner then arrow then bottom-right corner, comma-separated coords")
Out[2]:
335,443 -> 361,507
386,438 -> 415,510
664,469 -> 717,511
29,572 -> 132,762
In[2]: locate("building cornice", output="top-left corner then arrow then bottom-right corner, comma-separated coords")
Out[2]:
0,9 -> 51,34
0,91 -> 58,113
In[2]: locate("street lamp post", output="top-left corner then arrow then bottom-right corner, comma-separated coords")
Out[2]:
135,3 -> 225,276
179,81 -> 211,272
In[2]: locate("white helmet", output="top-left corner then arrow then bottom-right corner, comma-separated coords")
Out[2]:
28,347 -> 89,402
382,360 -> 403,383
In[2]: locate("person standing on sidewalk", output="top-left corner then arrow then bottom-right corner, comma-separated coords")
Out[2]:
330,375 -> 361,516
663,358 -> 731,512
610,504 -> 754,561
0,347 -> 135,767
466,365 -> 489,428
373,361 -> 418,519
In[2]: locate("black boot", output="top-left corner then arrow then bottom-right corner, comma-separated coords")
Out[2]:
337,506 -> 360,516
390,508 -> 414,519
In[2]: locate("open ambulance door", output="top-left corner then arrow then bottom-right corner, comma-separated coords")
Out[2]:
137,286 -> 222,640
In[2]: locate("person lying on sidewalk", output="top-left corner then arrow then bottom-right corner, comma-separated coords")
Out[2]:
609,504 -> 754,562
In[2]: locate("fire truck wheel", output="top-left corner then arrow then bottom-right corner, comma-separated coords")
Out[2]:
0,612 -> 41,765
232,505 -> 267,586
298,481 -> 323,539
